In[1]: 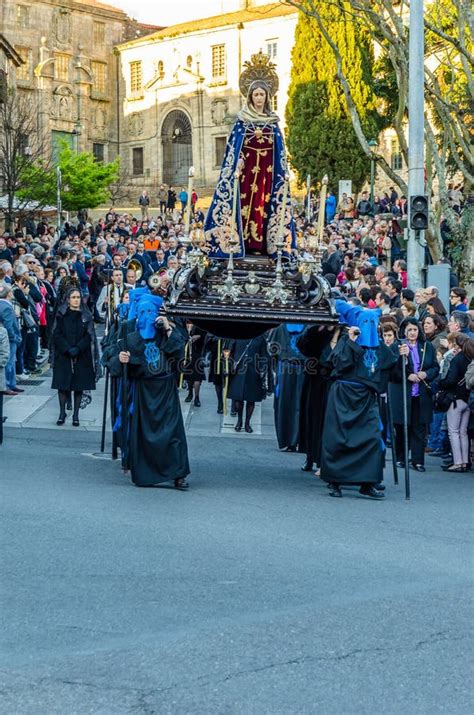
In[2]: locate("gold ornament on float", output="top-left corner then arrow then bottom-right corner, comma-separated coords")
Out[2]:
239,51 -> 279,99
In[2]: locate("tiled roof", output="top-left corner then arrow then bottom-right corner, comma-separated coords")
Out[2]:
118,2 -> 298,47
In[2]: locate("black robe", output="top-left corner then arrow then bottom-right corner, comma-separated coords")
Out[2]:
109,325 -> 189,486
320,335 -> 397,485
227,336 -> 270,403
51,308 -> 97,392
270,325 -> 306,450
296,327 -> 334,466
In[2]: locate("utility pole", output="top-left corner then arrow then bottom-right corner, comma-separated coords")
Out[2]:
406,0 -> 426,290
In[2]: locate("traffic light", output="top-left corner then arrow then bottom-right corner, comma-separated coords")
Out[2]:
409,195 -> 429,230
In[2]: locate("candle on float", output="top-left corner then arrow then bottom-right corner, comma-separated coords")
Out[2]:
184,166 -> 195,236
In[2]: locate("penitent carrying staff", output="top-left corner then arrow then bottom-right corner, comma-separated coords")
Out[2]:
108,293 -> 190,491
319,301 -> 398,499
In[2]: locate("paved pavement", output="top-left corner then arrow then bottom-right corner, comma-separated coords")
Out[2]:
1,369 -> 473,713
3,361 -> 273,438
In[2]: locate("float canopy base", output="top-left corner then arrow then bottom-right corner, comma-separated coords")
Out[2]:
165,257 -> 339,339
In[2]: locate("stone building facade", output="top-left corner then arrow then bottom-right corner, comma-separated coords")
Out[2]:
116,1 -> 299,196
0,0 -> 155,164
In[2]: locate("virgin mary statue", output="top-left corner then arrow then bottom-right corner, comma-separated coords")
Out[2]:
204,51 -> 296,259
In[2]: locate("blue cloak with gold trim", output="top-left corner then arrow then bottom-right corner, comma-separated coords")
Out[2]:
204,119 -> 296,259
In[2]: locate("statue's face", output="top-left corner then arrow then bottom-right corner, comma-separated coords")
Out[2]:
251,87 -> 267,111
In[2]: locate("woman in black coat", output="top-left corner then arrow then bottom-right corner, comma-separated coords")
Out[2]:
228,335 -> 271,433
388,317 -> 439,471
51,288 -> 98,426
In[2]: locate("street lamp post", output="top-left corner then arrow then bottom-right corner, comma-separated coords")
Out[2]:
368,138 -> 377,205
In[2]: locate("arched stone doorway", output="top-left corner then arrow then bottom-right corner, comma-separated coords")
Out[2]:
161,110 -> 193,187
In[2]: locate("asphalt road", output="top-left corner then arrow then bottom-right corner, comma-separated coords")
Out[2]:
1,426 -> 473,714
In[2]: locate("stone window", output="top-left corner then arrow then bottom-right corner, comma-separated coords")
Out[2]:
214,136 -> 227,167
17,4 -> 30,28
266,40 -> 278,60
130,60 -> 143,95
92,61 -> 107,94
211,45 -> 226,80
391,138 -> 403,171
16,47 -> 32,82
93,143 -> 105,163
132,147 -> 144,175
93,21 -> 105,46
55,53 -> 70,82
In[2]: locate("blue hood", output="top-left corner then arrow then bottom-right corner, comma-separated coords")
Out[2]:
128,288 -> 149,320
136,295 -> 164,340
335,300 -> 381,348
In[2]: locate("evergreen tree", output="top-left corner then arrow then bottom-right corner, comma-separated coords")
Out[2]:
286,3 -> 379,194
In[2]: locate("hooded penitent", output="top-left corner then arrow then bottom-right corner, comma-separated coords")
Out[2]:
135,294 -> 164,372
335,300 -> 381,375
127,287 -> 149,321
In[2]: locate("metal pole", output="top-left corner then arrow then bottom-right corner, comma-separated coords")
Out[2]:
369,156 -> 375,205
56,166 -> 61,232
100,367 -> 109,453
306,174 -> 311,220
402,355 -> 411,500
407,0 -> 425,291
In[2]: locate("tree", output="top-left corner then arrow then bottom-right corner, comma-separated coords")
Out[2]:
0,90 -> 51,230
286,3 -> 380,193
20,143 -> 120,213
285,0 -> 473,268
108,163 -> 132,207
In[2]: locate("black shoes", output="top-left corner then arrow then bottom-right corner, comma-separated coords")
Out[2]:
194,398 -> 201,407
72,417 -> 80,427
396,461 -> 405,468
245,423 -> 253,433
301,458 -> 314,472
56,413 -> 66,426
359,486 -> 385,499
328,483 -> 342,498
217,404 -> 223,414
234,419 -> 242,432
174,478 -> 189,491
184,393 -> 193,403
412,464 -> 426,472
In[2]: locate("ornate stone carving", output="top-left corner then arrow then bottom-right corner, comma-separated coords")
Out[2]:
128,112 -> 144,136
55,8 -> 72,46
211,98 -> 229,126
